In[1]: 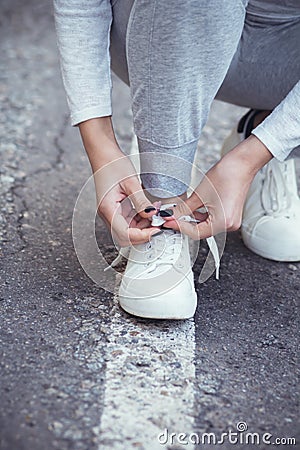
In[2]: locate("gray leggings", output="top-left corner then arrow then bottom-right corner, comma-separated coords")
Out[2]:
110,0 -> 300,196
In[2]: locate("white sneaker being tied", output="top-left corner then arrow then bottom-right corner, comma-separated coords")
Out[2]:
118,221 -> 197,319
104,203 -> 196,319
104,204 -> 221,319
222,110 -> 300,262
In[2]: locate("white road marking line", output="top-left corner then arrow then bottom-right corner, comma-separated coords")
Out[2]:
99,275 -> 196,450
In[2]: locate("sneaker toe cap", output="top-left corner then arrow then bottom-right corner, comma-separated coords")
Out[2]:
242,215 -> 300,261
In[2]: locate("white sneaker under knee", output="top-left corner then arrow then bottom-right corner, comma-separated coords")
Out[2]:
119,227 -> 197,319
222,111 -> 300,262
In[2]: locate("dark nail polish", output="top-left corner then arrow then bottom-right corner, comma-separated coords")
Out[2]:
159,208 -> 173,217
144,206 -> 156,213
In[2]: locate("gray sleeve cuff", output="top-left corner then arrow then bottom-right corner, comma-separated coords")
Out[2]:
251,80 -> 300,161
251,127 -> 287,162
71,103 -> 112,127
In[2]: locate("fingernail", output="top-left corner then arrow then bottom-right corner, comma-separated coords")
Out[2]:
159,208 -> 173,217
144,206 -> 156,213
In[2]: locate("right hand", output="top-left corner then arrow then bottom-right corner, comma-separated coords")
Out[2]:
93,155 -> 161,247
79,117 -> 160,247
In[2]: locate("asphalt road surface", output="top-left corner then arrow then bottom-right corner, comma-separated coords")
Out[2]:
0,1 -> 299,449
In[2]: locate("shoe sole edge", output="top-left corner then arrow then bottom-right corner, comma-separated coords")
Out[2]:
119,291 -> 197,320
242,228 -> 300,262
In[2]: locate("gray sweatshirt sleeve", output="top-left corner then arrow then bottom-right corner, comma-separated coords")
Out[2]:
252,80 -> 300,161
53,0 -> 113,126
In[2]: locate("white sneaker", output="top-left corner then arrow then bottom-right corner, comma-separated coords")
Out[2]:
118,221 -> 197,319
222,110 -> 300,262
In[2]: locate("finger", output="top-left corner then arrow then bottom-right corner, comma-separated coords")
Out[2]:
128,227 -> 161,245
194,210 -> 209,222
166,199 -> 192,220
191,221 -> 215,239
133,217 -> 152,230
163,218 -> 202,240
121,196 -> 136,221
185,193 -> 205,213
111,213 -> 160,246
164,194 -> 203,221
124,180 -> 157,219
163,214 -> 218,240
121,196 -> 153,225
162,204 -> 208,224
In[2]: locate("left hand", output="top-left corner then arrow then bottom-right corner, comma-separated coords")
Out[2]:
163,135 -> 273,239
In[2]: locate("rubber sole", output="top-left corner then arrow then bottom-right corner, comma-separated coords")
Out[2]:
119,289 -> 197,320
242,228 -> 300,262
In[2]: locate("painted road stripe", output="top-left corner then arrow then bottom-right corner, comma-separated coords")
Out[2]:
98,275 -> 196,450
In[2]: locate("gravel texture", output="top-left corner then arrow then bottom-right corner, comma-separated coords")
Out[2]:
0,1 -> 299,450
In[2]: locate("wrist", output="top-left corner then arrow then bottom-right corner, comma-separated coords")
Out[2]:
79,116 -> 116,145
226,135 -> 273,175
79,117 -> 124,172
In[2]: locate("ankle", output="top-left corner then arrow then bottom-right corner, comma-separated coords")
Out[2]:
143,190 -> 187,206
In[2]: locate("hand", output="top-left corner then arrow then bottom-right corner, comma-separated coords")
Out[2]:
163,135 -> 273,239
79,117 -> 160,247
94,158 -> 161,247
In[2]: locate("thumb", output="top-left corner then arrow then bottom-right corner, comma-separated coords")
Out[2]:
123,177 -> 157,219
185,191 -> 204,213
163,216 -> 214,240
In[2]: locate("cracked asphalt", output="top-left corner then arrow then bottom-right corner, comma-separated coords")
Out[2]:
0,1 -> 299,450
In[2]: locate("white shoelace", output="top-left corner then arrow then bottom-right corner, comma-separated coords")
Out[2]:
261,160 -> 293,218
144,230 -> 182,265
206,235 -> 220,280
